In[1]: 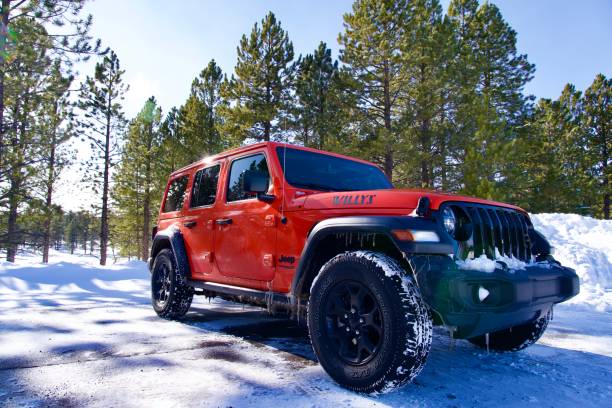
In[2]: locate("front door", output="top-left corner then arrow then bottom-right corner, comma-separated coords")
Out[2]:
181,163 -> 221,279
213,152 -> 277,282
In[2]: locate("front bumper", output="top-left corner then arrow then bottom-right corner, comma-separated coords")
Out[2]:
410,255 -> 579,339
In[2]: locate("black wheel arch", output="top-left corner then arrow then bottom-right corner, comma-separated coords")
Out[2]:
290,216 -> 453,307
149,227 -> 192,280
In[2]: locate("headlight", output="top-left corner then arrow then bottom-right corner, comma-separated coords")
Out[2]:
442,207 -> 456,236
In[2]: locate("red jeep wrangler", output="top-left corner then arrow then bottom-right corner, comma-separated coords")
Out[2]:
149,142 -> 579,393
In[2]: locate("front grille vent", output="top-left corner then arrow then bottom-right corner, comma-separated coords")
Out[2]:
449,204 -> 533,262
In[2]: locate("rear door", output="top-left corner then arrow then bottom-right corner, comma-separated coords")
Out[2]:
181,163 -> 221,279
158,174 -> 190,231
213,152 -> 277,282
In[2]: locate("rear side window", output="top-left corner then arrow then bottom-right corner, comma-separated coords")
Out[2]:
163,176 -> 189,212
227,153 -> 269,202
190,164 -> 220,208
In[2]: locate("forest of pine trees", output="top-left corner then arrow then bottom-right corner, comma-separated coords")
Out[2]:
0,0 -> 609,263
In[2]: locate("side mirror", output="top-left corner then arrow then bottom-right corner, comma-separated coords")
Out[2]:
243,170 -> 275,203
243,170 -> 269,194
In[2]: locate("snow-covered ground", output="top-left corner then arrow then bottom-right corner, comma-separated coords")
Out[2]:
0,213 -> 611,407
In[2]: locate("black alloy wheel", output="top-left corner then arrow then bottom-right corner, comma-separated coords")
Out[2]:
152,259 -> 172,309
324,280 -> 384,365
151,248 -> 193,319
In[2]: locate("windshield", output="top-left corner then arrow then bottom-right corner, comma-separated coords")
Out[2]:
276,147 -> 392,192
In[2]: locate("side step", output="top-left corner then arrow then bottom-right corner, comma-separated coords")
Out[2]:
187,279 -> 294,313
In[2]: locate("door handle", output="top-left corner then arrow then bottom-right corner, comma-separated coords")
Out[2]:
183,221 -> 197,228
215,218 -> 233,225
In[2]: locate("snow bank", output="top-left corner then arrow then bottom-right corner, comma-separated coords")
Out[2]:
531,213 -> 612,312
0,250 -> 149,305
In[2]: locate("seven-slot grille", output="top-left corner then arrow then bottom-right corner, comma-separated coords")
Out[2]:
449,203 -> 533,262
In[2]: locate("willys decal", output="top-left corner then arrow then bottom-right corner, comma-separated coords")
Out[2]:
332,194 -> 376,206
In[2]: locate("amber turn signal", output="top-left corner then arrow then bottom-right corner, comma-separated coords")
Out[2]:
391,230 -> 414,241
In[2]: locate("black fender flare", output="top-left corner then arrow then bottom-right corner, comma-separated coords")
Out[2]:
290,215 -> 453,304
149,226 -> 192,279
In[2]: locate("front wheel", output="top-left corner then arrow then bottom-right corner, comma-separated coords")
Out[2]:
151,248 -> 193,319
468,308 -> 552,352
307,251 -> 432,393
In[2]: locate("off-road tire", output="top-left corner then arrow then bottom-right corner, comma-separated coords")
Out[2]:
151,248 -> 193,319
468,308 -> 552,352
307,251 -> 432,393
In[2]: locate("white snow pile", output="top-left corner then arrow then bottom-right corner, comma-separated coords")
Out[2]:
531,213 -> 612,312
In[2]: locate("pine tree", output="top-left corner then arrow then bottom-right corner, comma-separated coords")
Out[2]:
177,59 -> 226,162
112,97 -> 163,260
0,1 -> 99,261
293,42 -> 341,149
0,0 -> 100,183
397,0 -> 453,188
583,74 -> 611,219
512,88 -> 583,213
1,18 -> 52,261
454,1 -> 534,200
137,98 -> 162,260
445,0 -> 480,191
40,63 -> 74,263
159,107 -> 182,171
338,0 -> 411,180
78,51 -> 128,265
220,12 -> 295,142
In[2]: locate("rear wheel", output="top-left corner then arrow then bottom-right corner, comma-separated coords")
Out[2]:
307,251 -> 432,393
468,308 -> 552,352
151,248 -> 193,319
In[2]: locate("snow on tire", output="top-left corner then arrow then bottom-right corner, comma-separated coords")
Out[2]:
151,248 -> 193,320
307,250 -> 433,393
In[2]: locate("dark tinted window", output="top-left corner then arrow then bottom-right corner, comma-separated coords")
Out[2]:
163,176 -> 188,212
227,154 -> 269,202
190,164 -> 220,208
277,147 -> 392,191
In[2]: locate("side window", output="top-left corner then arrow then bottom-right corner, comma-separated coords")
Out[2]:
227,153 -> 269,202
163,176 -> 189,213
190,164 -> 220,208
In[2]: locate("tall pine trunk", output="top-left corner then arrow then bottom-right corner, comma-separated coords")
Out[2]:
0,1 -> 9,260
383,61 -> 393,180
42,131 -> 57,263
6,91 -> 28,262
142,190 -> 150,260
263,82 -> 271,141
100,101 -> 111,266
419,65 -> 431,188
263,121 -> 271,141
6,175 -> 20,262
420,118 -> 431,188
6,94 -> 26,262
602,113 -> 609,219
0,0 -> 10,170
141,124 -> 152,261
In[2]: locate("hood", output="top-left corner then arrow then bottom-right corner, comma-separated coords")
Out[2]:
301,188 -> 525,213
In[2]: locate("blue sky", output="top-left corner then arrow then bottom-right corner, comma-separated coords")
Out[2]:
82,0 -> 611,117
